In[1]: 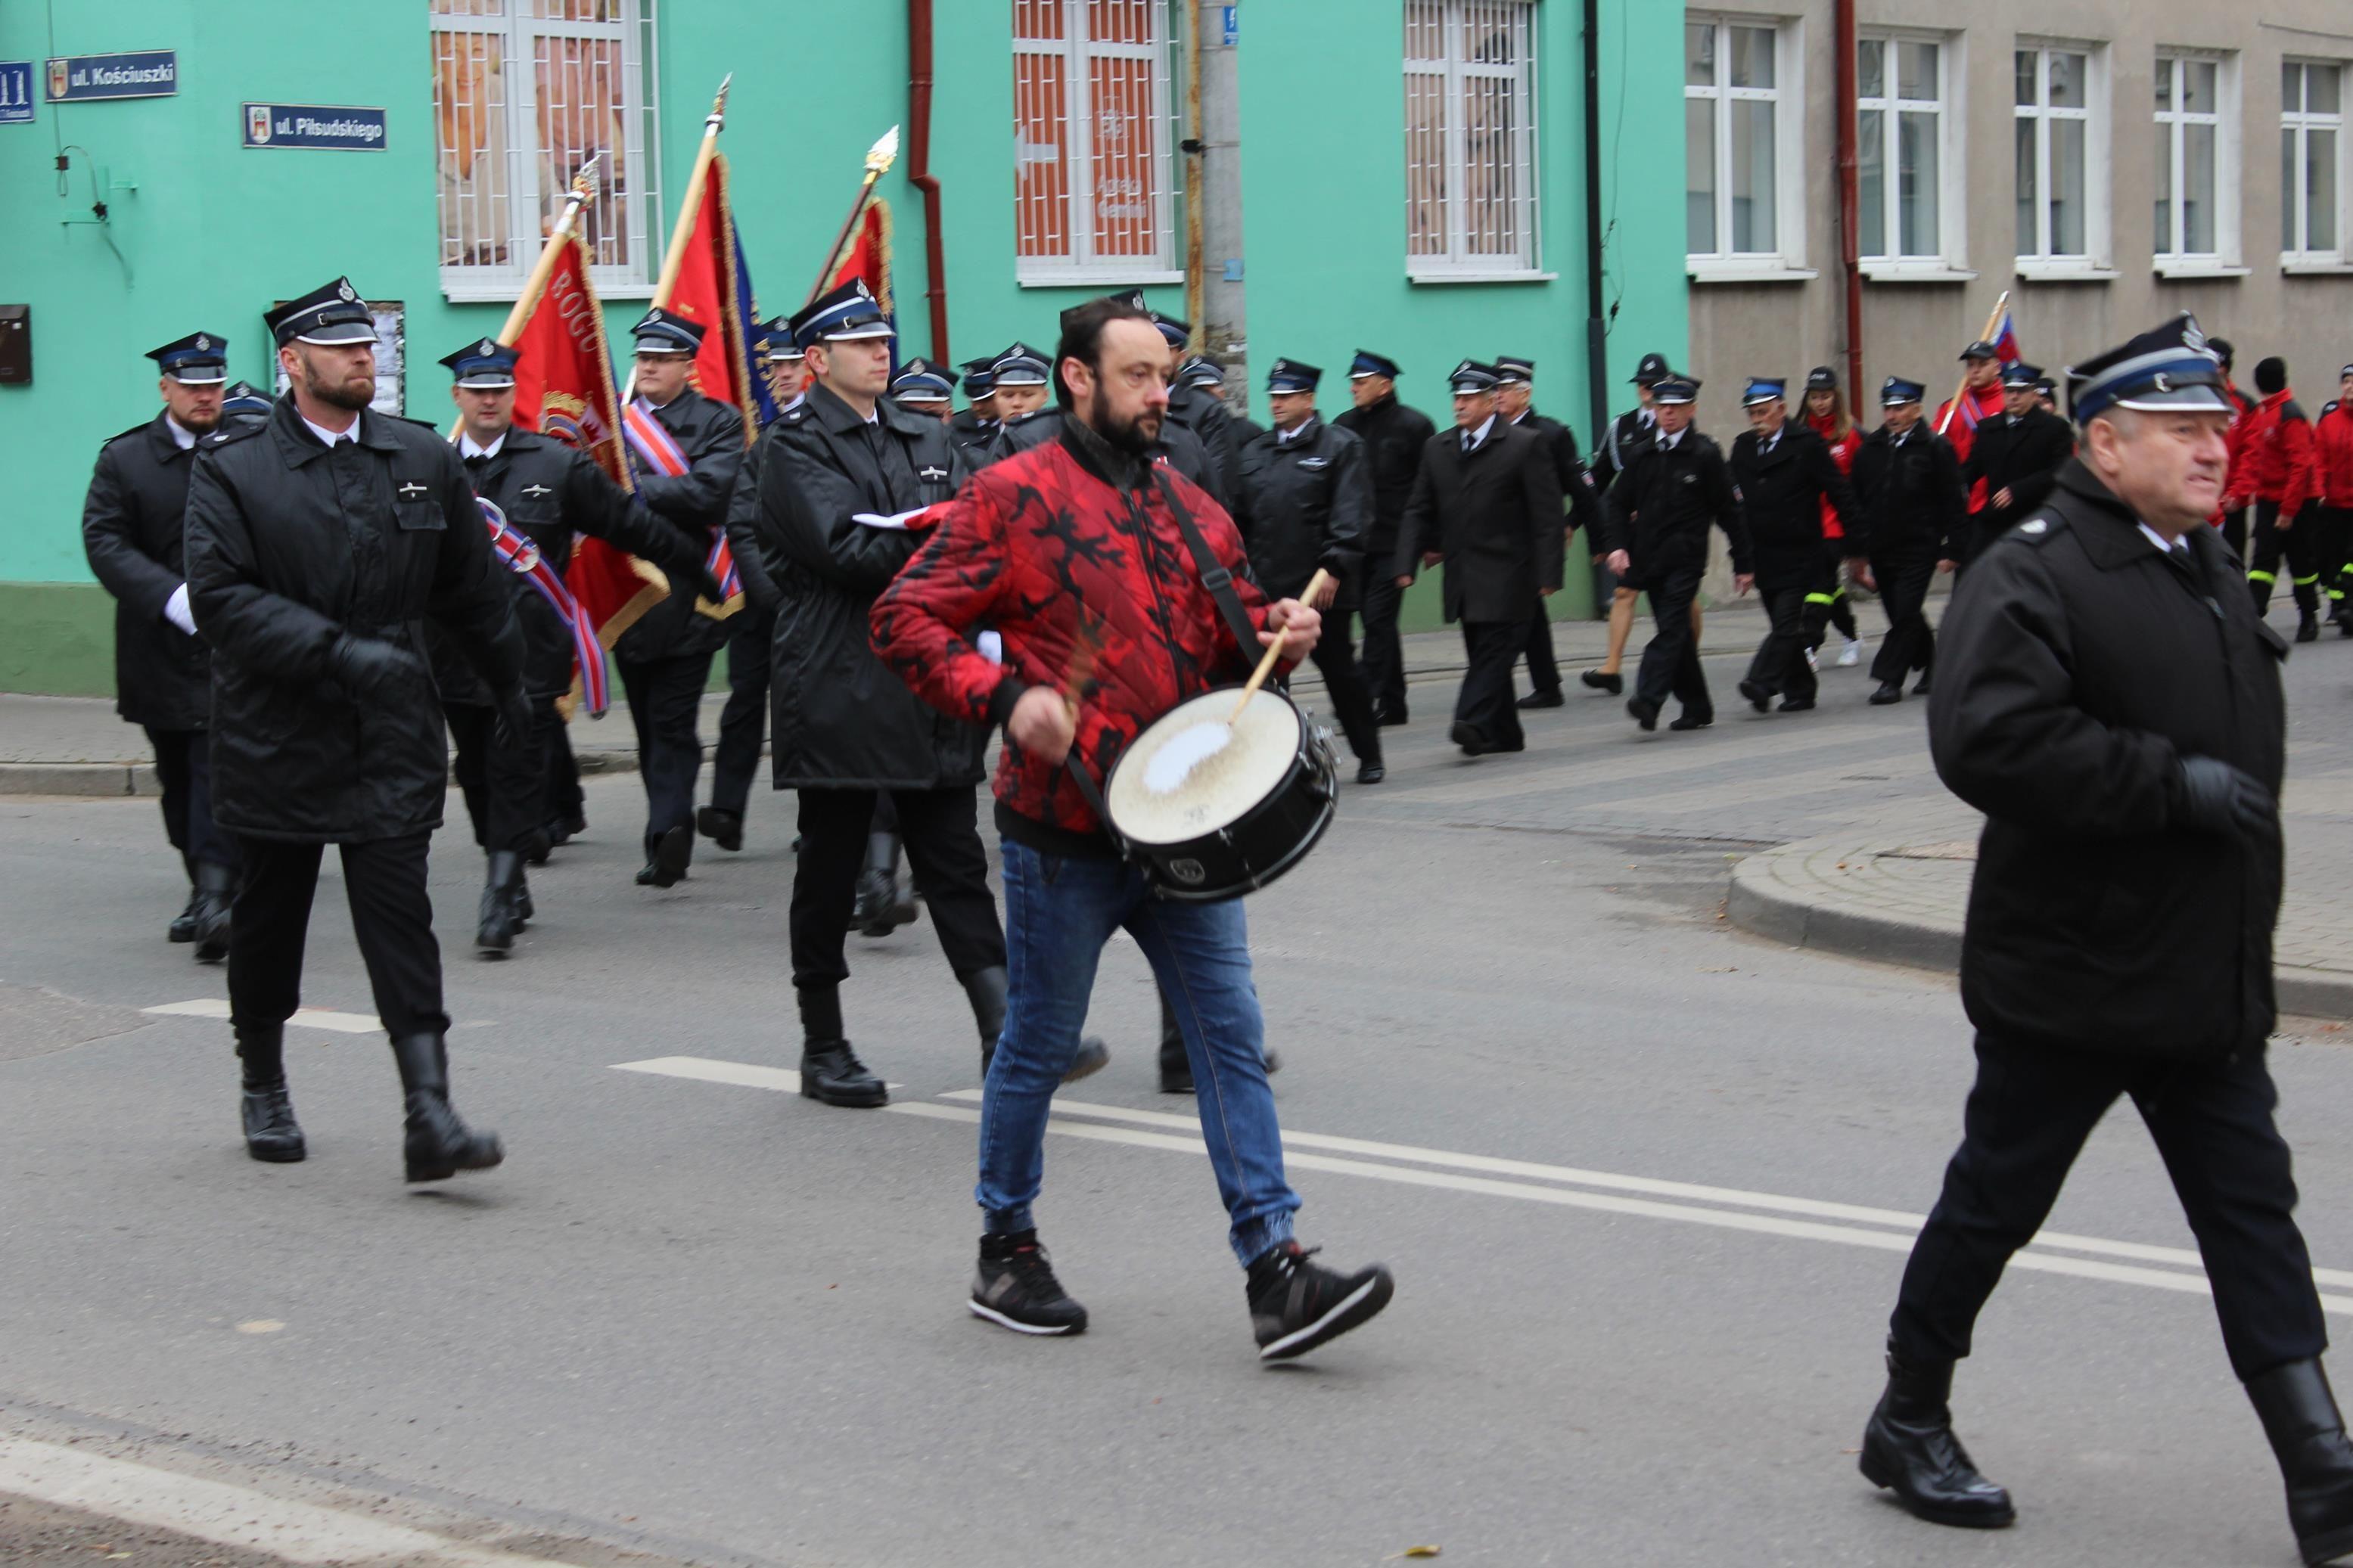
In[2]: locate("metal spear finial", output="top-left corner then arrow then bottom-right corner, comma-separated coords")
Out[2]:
866,124 -> 901,176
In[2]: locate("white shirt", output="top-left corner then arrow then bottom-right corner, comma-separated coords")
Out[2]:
1460,414 -> 1497,453
1756,429 -> 1780,457
1277,418 -> 1314,446
2139,523 -> 2188,557
301,409 -> 360,448
458,430 -> 507,461
164,415 -> 199,452
1658,427 -> 1683,452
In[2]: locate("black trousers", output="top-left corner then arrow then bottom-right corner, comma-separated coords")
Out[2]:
1801,542 -> 1860,650
1454,619 -> 1527,750
1296,611 -> 1382,764
616,652 -> 712,859
445,702 -> 546,854
2250,498 -> 2325,617
542,710 -> 583,827
146,727 -> 237,876
790,785 -> 1006,995
1743,582 -> 1816,703
1868,548 -> 1937,685
1520,610 -> 1559,696
1633,567 -> 1711,719
1357,571 -> 1409,717
227,832 -> 446,1039
2222,507 -> 2249,560
1892,1035 -> 2327,1382
2316,505 -> 2353,609
710,606 -> 774,816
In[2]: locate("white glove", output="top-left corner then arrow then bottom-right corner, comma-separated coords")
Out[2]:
163,582 -> 197,635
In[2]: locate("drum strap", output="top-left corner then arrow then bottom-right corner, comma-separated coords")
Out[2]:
1151,470 -> 1264,662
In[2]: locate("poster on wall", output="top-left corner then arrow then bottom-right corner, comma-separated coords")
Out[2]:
270,300 -> 405,417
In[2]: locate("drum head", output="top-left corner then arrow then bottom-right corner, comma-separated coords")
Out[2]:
1106,688 -> 1305,847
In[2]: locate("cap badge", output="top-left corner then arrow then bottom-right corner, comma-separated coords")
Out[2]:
195,335 -> 210,350
337,281 -> 358,303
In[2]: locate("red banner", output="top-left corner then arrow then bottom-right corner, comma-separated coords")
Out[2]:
657,153 -> 760,444
831,199 -> 894,337
509,231 -> 665,648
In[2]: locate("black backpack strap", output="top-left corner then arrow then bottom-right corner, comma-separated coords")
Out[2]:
1151,468 -> 1263,660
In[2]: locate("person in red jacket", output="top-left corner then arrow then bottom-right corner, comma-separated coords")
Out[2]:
2223,356 -> 2324,639
2311,364 -> 2353,634
2211,337 -> 2261,557
1802,366 -> 1867,668
1933,340 -> 2008,512
871,296 -> 1397,1360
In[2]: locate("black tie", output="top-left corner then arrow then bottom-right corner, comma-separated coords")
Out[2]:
465,454 -> 487,472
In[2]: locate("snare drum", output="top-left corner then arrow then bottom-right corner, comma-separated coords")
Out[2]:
1102,687 -> 1338,902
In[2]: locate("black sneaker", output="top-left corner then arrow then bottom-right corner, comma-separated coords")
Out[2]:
1247,1242 -> 1394,1362
970,1231 -> 1089,1336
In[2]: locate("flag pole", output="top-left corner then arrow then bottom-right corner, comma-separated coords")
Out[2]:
1938,289 -> 2011,436
806,126 -> 900,306
446,154 -> 604,441
625,73 -> 733,403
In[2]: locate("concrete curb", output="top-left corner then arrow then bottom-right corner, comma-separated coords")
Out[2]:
1729,837 -> 2353,1020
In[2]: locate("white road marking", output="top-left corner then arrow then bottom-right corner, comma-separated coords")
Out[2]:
143,998 -> 383,1035
0,1436 -> 582,1566
611,1055 -> 904,1092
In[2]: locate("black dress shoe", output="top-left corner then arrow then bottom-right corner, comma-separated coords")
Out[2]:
169,891 -> 199,944
1357,762 -> 1385,784
1738,679 -> 1772,714
696,806 -> 744,851
1912,672 -> 1935,695
1869,681 -> 1904,705
1859,1349 -> 2016,1529
1375,704 -> 1409,727
800,1043 -> 889,1108
2249,1358 -> 2353,1566
1581,669 -> 1624,695
1517,688 -> 1565,709
522,827 -> 553,866
546,812 -> 585,848
1448,720 -> 1487,756
1626,697 -> 1659,731
191,862 -> 235,963
1779,697 -> 1817,712
645,824 -> 691,888
1668,712 -> 1713,731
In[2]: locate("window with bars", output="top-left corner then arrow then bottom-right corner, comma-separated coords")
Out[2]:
2283,61 -> 2345,262
2155,53 -> 2229,262
1857,34 -> 1950,265
431,0 -> 660,301
1403,0 -> 1539,278
1684,16 -> 1802,273
2014,44 -> 2106,265
1012,0 -> 1180,284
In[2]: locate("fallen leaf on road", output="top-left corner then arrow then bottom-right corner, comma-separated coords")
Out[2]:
1384,1551 -> 1442,1560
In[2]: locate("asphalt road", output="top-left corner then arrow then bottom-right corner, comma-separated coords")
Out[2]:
6,629 -> 2353,1567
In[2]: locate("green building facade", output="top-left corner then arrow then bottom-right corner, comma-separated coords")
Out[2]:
0,0 -> 1685,697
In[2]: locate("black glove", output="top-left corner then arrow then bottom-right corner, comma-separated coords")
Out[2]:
2175,756 -> 2277,840
491,682 -> 535,753
325,633 -> 425,701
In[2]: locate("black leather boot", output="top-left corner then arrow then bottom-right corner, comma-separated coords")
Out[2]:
476,851 -> 523,955
1859,1346 -> 2015,1528
797,985 -> 887,1107
169,886 -> 199,944
235,1022 -> 305,1163
390,1032 -> 504,1182
855,832 -> 909,936
966,966 -> 1108,1082
2249,1359 -> 2353,1564
191,861 -> 235,963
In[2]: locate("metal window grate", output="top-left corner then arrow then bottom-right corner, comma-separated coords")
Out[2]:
1013,0 -> 1178,279
1405,0 -> 1538,273
431,0 -> 659,293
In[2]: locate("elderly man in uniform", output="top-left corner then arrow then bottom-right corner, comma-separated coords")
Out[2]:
1861,314 -> 2353,1567
1392,361 -> 1565,757
611,306 -> 745,889
1490,354 -> 1600,713
183,278 -> 523,1181
1728,376 -> 1855,716
82,331 -> 242,960
1334,350 -> 1435,727
436,336 -> 718,953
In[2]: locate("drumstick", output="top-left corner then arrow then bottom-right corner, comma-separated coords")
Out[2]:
1061,616 -> 1103,721
1228,569 -> 1332,724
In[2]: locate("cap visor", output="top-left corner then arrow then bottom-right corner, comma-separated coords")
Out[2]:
292,324 -> 378,346
822,323 -> 894,341
168,370 -> 228,385
455,374 -> 518,389
2110,387 -> 2235,414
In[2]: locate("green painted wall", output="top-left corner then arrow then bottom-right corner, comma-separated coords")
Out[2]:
2,0 -> 1685,694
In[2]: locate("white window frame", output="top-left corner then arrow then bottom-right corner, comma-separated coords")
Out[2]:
1684,14 -> 1812,283
2283,57 -> 2351,272
431,0 -> 662,303
2013,40 -> 2114,280
1855,28 -> 1969,280
1403,0 -> 1546,283
2153,49 -> 2244,278
1012,0 -> 1183,287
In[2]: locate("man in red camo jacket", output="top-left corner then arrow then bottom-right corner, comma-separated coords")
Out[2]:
870,296 -> 1397,1362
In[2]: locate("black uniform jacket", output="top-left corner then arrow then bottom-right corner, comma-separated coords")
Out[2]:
948,408 -> 999,466
1164,380 -> 1239,508
82,412 -> 211,729
1332,393 -> 1437,562
1960,407 -> 2075,560
434,427 -> 704,703
184,400 -> 523,843
1391,421 -> 1566,625
982,405 -> 1219,495
1851,424 -> 1966,560
722,427 -> 785,615
611,388 -> 744,665
756,384 -> 979,790
1728,423 -> 1859,589
1588,405 -> 1660,493
1930,461 -> 2287,1060
1512,408 -> 1602,540
1231,417 -> 1375,603
1600,429 -> 1754,590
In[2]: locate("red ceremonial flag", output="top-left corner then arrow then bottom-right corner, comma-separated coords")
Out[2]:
829,199 -> 897,360
508,230 -> 668,650
655,153 -> 761,441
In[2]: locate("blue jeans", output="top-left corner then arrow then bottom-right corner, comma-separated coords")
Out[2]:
978,840 -> 1300,1267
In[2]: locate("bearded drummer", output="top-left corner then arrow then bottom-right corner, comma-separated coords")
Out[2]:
872,296 -> 1397,1358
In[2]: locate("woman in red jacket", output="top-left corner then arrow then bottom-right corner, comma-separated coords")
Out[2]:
1802,368 -> 1867,668
2311,364 -> 2353,633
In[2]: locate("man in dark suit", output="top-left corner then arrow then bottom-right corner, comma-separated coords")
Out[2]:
81,331 -> 241,958
1728,377 -> 1857,715
1493,355 -> 1601,710
1391,361 -> 1565,757
1334,349 -> 1436,725
1852,378 -> 1967,705
1959,361 -> 2074,567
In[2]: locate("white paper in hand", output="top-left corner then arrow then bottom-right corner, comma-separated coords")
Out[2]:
852,508 -> 932,530
163,582 -> 197,635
